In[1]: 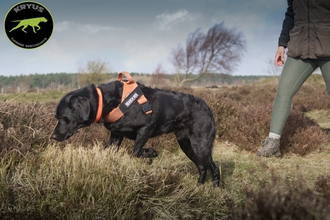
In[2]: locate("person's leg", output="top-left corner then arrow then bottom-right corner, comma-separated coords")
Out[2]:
317,60 -> 330,95
269,57 -> 318,135
258,57 -> 318,157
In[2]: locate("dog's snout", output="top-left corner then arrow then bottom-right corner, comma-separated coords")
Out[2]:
51,133 -> 60,141
51,133 -> 57,140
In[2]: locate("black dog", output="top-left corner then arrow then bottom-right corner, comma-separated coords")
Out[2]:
52,72 -> 220,186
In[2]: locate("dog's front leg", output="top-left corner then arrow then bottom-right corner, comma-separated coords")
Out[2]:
132,124 -> 158,158
107,132 -> 124,149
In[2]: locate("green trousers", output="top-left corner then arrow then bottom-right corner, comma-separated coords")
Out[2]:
270,56 -> 330,135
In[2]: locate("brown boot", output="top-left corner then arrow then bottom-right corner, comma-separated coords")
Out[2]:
257,137 -> 281,157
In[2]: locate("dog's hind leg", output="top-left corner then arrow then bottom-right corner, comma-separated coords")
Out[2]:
191,136 -> 220,187
175,132 -> 208,185
192,141 -> 220,187
208,156 -> 220,187
176,131 -> 220,187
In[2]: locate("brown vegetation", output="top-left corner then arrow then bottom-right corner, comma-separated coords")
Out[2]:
1,77 -> 330,219
199,78 -> 330,156
2,80 -> 330,157
234,167 -> 330,219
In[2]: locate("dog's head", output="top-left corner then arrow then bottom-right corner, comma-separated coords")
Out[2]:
40,17 -> 47,22
51,86 -> 96,142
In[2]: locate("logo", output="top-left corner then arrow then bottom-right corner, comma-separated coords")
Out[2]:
4,1 -> 54,49
124,92 -> 139,107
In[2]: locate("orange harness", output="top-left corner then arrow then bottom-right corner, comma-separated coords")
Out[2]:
94,72 -> 152,123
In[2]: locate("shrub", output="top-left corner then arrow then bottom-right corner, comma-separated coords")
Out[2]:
0,101 -> 113,155
315,172 -> 330,196
233,171 -> 330,220
192,82 -> 330,156
0,102 -> 55,156
1,80 -> 330,158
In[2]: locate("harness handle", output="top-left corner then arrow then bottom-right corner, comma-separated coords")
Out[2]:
118,71 -> 134,84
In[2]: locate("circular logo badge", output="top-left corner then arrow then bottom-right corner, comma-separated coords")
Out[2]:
4,1 -> 54,49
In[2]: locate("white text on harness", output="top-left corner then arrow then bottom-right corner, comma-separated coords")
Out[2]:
124,92 -> 139,107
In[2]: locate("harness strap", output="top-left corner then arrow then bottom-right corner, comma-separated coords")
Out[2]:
104,72 -> 152,123
138,95 -> 152,114
94,88 -> 103,123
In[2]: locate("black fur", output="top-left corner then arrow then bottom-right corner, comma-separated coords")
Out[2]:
51,81 -> 220,186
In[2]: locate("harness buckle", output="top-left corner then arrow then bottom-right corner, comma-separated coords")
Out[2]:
141,102 -> 152,114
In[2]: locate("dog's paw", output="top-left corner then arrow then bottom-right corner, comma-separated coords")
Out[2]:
141,148 -> 158,158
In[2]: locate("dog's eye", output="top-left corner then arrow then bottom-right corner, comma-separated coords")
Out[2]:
57,116 -> 69,123
56,116 -> 63,120
61,117 -> 69,123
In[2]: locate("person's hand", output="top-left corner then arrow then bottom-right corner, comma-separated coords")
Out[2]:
275,46 -> 285,66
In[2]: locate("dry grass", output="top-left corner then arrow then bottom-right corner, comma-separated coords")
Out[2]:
1,76 -> 330,219
0,144 -> 230,219
2,143 -> 330,219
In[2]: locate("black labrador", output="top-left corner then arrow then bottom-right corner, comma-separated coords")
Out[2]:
51,73 -> 220,186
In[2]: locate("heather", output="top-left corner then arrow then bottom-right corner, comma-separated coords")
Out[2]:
1,76 -> 330,219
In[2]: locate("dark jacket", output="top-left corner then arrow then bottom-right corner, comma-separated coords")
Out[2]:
278,0 -> 330,59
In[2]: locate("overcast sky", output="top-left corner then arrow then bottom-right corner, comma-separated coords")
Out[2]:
0,0 -> 287,76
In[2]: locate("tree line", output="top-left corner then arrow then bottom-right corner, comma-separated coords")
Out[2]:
0,72 -> 270,93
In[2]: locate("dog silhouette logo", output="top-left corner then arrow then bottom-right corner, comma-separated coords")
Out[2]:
4,2 -> 54,49
9,17 -> 48,33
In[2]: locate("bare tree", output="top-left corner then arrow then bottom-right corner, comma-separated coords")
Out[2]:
78,59 -> 112,87
150,63 -> 168,87
169,22 -> 246,87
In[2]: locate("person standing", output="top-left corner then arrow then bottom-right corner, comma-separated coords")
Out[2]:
257,0 -> 330,157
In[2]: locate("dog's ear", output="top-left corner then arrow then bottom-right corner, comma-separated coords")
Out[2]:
70,96 -> 90,121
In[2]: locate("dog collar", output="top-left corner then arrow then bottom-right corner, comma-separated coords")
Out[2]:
94,87 -> 103,123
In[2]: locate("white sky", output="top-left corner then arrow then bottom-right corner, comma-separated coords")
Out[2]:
0,0 -> 287,76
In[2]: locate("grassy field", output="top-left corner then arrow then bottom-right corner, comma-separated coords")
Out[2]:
2,78 -> 330,219
0,91 -> 65,103
306,110 -> 330,129
2,141 -> 330,219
